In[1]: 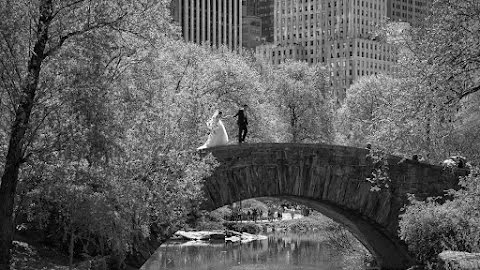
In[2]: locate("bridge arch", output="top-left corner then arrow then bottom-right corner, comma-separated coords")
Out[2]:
201,143 -> 463,270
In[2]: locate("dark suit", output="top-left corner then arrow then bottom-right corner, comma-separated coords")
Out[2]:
233,109 -> 248,143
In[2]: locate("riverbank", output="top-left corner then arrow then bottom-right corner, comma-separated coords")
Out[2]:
196,211 -> 338,235
10,240 -> 82,270
143,215 -> 374,270
9,212 -> 352,270
260,211 -> 337,232
10,238 -> 137,270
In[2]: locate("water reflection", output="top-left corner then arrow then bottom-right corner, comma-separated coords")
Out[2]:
141,232 -> 347,270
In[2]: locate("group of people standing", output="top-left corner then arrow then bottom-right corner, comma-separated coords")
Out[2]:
197,104 -> 249,150
226,207 -> 289,223
228,208 -> 263,223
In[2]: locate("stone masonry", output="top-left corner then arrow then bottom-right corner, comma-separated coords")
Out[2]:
201,143 -> 466,270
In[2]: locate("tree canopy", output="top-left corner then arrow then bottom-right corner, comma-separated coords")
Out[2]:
0,1 -> 336,266
338,0 -> 480,163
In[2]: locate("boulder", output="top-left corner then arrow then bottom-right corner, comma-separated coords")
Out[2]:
439,251 -> 480,270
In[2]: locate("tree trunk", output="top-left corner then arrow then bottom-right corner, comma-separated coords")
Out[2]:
69,228 -> 75,270
290,106 -> 297,143
0,1 -> 53,268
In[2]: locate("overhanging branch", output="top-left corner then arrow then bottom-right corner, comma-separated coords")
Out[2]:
45,13 -> 128,57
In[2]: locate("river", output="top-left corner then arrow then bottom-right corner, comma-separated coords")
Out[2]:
141,232 -> 367,270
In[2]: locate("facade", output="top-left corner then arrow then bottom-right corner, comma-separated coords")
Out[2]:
169,0 -> 432,100
257,43 -> 306,64
242,0 -> 258,15
242,15 -> 263,49
387,0 -> 432,24
170,0 -> 243,51
256,0 -> 432,100
257,0 -> 398,100
257,0 -> 430,101
243,0 -> 275,43
256,0 -> 275,43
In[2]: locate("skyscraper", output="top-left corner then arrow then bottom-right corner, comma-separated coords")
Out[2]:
170,0 -> 243,51
243,0 -> 275,43
256,0 -> 431,101
387,0 -> 432,24
257,0 -> 395,100
242,15 -> 263,49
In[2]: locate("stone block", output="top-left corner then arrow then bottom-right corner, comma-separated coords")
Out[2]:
439,251 -> 480,270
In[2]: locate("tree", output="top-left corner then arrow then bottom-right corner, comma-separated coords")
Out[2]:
9,36 -> 295,268
370,0 -> 480,162
12,38 -> 224,268
149,41 -> 289,146
399,167 -> 480,268
404,0 -> 480,104
450,92 -> 480,161
392,4 -> 480,266
336,75 -> 391,148
0,0 -> 174,268
266,60 -> 334,143
336,72 -> 461,162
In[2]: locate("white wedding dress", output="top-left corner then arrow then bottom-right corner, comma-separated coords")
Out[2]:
197,111 -> 229,150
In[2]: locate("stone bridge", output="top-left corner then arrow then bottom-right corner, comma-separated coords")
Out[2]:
201,143 -> 465,270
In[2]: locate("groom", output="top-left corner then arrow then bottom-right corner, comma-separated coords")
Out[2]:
233,104 -> 248,144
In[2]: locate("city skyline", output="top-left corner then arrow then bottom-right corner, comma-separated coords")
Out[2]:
256,0 -> 431,100
169,0 -> 432,101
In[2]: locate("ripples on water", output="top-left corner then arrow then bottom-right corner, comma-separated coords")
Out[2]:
141,232 -> 358,270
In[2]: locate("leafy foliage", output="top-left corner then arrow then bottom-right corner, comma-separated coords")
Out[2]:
336,73 -> 458,162
393,0 -> 480,162
261,60 -> 334,143
337,0 -> 480,165
399,167 -> 480,269
336,2 -> 480,267
0,0 -> 222,268
405,0 -> 480,103
1,15 -> 337,266
13,37 -> 224,267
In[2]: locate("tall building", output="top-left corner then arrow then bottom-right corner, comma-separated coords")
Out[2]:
256,0 -> 431,101
170,0 -> 243,51
242,15 -> 263,49
387,0 -> 432,24
242,0 -> 258,15
257,0 -> 396,100
243,0 -> 275,43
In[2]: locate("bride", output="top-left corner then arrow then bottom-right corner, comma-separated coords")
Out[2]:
197,110 -> 229,150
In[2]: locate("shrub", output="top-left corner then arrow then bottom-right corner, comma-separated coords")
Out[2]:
17,151 -> 217,267
399,167 -> 480,269
223,222 -> 262,234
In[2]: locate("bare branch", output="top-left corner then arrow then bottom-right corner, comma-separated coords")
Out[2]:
0,59 -> 20,112
0,31 -> 23,82
175,59 -> 191,93
22,101 -> 63,159
45,12 -> 129,57
51,0 -> 88,20
108,25 -> 156,47
459,84 -> 480,100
